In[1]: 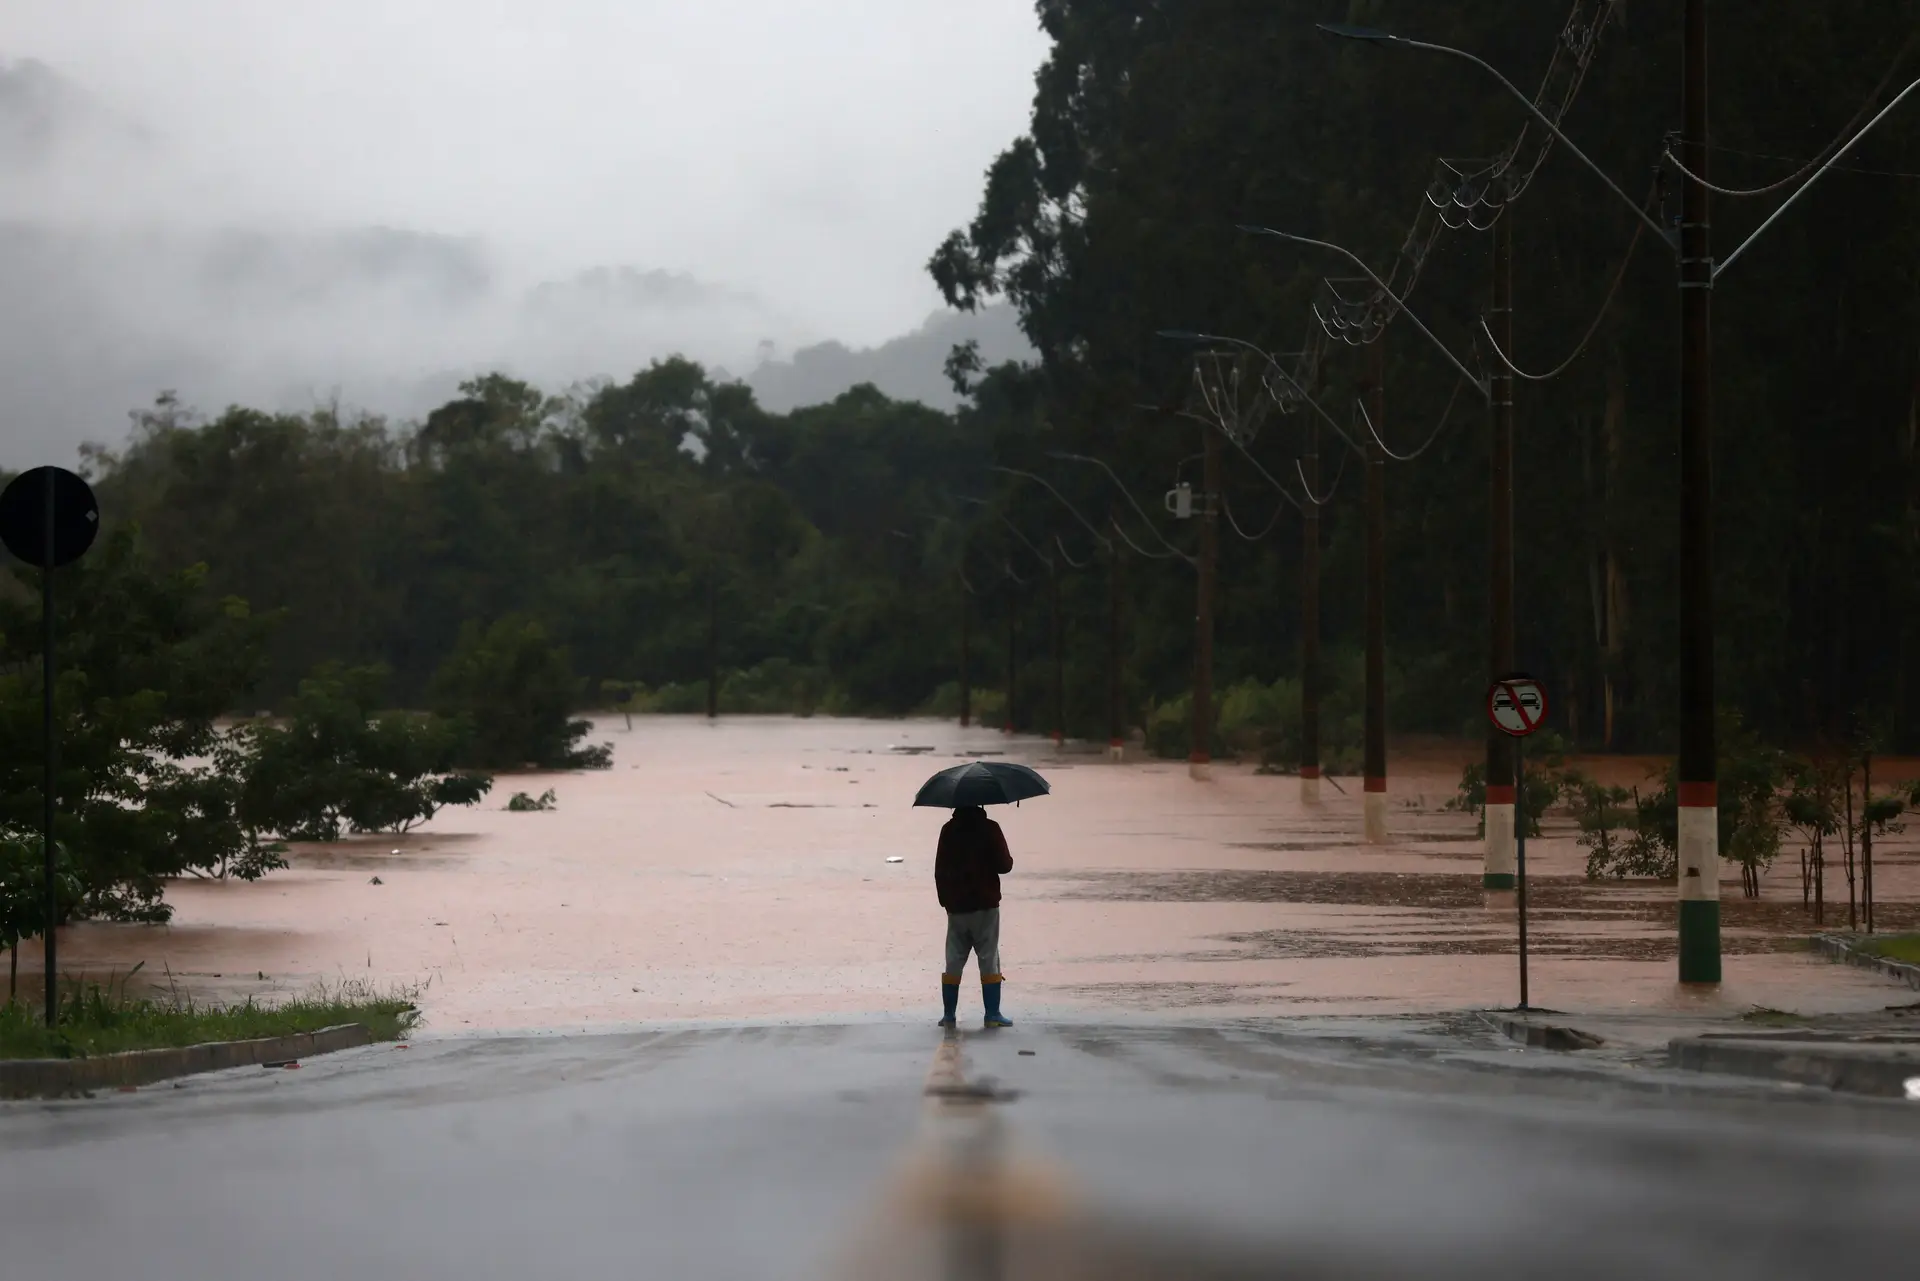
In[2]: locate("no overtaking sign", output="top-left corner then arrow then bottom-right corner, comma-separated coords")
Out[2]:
1487,675 -> 1547,738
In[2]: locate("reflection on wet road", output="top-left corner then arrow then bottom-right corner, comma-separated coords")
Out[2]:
4,1019 -> 1917,1279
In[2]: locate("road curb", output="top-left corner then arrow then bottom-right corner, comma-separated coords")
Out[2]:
0,1024 -> 374,1099
1478,1012 -> 1605,1051
1666,1035 -> 1920,1098
1812,933 -> 1920,990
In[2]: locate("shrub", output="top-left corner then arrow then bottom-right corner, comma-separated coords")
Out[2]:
429,615 -> 610,769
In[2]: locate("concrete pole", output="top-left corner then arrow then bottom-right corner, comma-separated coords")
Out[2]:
1190,422 -> 1221,781
1108,517 -> 1124,759
1485,209 -> 1518,889
1677,0 -> 1721,984
1300,408 -> 1322,805
1362,341 -> 1389,843
958,576 -> 971,728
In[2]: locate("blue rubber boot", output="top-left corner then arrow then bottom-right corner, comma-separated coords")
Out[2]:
939,974 -> 959,1028
982,975 -> 1011,1028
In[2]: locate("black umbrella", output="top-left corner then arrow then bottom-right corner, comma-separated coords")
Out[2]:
913,760 -> 1052,808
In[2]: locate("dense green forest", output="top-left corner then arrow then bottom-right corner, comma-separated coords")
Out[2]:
934,0 -> 1920,753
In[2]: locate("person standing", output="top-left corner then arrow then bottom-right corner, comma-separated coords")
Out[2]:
935,804 -> 1014,1028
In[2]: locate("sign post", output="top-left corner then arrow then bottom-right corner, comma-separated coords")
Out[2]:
1487,673 -> 1548,1011
0,466 -> 101,1028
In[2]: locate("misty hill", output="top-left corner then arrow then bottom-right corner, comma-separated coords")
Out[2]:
735,305 -> 1032,414
0,56 -> 1033,464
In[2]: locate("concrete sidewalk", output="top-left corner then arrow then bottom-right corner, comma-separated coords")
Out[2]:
1478,1002 -> 1920,1099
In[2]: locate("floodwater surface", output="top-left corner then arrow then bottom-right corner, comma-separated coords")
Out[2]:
22,718 -> 1918,1031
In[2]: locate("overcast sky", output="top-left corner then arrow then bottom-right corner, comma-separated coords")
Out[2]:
4,0 -> 1047,347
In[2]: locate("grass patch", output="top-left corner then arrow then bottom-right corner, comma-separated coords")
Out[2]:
1856,934 -> 1920,966
0,968 -> 420,1060
1740,1006 -> 1805,1026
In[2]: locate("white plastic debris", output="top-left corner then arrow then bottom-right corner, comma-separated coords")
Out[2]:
1905,1076 -> 1920,1102
885,856 -> 905,864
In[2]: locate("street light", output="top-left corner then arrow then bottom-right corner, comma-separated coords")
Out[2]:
1229,230 -> 1492,401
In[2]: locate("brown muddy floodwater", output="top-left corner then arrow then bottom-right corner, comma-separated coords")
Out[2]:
24,718 -> 1920,1032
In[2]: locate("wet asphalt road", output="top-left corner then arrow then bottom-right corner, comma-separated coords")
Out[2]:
3,1017 -> 1919,1280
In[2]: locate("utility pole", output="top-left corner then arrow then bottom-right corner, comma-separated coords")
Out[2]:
1005,591 -> 1018,734
1191,419 -> 1221,780
958,575 -> 972,728
1049,559 -> 1064,746
1108,513 -> 1125,760
1362,340 -> 1388,842
1677,0 -> 1720,984
1300,383 -> 1322,804
706,569 -> 719,720
1485,208 -> 1518,890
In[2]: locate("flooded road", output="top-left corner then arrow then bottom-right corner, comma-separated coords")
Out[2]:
26,717 -> 1920,1030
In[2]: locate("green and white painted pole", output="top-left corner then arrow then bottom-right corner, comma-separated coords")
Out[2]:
1677,0 -> 1721,983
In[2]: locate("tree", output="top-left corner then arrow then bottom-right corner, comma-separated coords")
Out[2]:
0,525 -> 280,921
429,616 -> 611,770
0,830 -> 82,1004
237,664 -> 494,841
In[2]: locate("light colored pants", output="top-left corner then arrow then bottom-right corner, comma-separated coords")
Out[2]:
943,908 -> 1002,979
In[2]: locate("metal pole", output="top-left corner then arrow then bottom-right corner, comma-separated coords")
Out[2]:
42,467 -> 57,1028
1515,731 -> 1530,1010
1190,421 -> 1220,780
1363,341 -> 1388,841
958,576 -> 971,728
1300,409 -> 1322,804
1050,561 -> 1063,746
1485,211 -> 1518,890
1677,0 -> 1721,984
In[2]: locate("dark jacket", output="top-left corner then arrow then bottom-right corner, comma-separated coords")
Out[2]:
935,812 -> 1013,913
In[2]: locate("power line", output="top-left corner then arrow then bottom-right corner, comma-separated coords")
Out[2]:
1222,493 -> 1287,541
1477,178 -> 1654,382
1044,452 -> 1196,565
1662,29 -> 1920,198
1706,143 -> 1920,182
1296,449 -> 1348,507
1354,376 -> 1469,463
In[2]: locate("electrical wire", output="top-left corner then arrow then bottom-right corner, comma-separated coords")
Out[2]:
1477,180 -> 1652,383
1706,142 -> 1920,182
1044,452 -> 1196,564
1295,448 -> 1348,508
1355,377 -> 1469,463
990,466 -> 1116,552
1053,534 -> 1096,570
1222,493 -> 1287,541
1662,30 -> 1919,198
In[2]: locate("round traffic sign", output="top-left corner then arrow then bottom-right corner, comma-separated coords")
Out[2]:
0,467 -> 100,569
1487,674 -> 1548,737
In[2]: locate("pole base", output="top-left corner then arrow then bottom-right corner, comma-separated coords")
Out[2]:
1483,802 -> 1517,891
1678,898 -> 1722,984
1299,773 -> 1321,804
1188,759 -> 1212,781
1363,790 -> 1388,844
1108,741 -> 1125,762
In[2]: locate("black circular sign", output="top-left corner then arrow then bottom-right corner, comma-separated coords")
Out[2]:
0,467 -> 100,569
